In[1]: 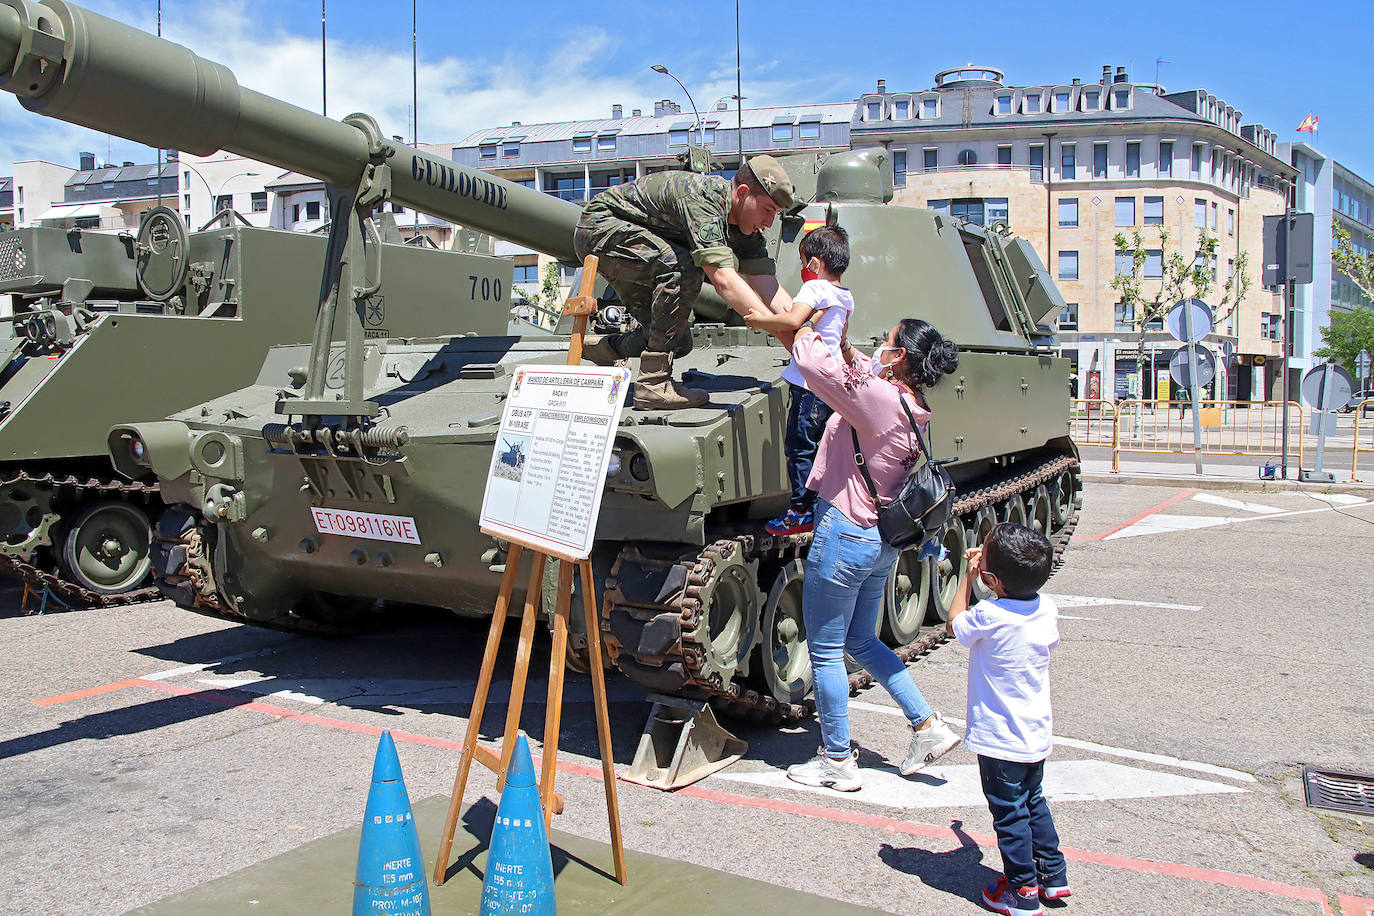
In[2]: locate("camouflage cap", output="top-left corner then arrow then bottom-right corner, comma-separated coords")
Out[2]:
747,154 -> 795,210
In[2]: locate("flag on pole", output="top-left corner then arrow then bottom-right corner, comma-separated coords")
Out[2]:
1296,113 -> 1319,133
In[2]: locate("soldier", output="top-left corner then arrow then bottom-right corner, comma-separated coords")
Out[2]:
573,155 -> 796,409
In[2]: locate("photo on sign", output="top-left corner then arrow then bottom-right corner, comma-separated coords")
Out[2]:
494,435 -> 530,482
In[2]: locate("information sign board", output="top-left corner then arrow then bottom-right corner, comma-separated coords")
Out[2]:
479,364 -> 631,560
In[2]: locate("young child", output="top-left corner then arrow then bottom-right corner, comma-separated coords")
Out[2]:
946,523 -> 1070,916
747,225 -> 855,535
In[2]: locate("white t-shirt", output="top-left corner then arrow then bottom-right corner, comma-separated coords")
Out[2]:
781,279 -> 855,389
951,594 -> 1060,763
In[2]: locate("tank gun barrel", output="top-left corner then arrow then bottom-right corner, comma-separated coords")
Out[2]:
0,0 -> 578,260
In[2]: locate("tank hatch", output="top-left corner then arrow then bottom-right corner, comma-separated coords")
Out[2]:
1004,237 -> 1067,328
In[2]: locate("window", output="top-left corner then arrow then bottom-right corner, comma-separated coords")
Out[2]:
892,149 -> 907,189
1115,196 -> 1135,226
184,194 -> 191,211
771,122 -> 793,141
996,94 -> 1012,115
1261,312 -> 1282,340
922,98 -> 938,118
1057,198 -> 1078,227
1210,149 -> 1219,182
512,263 -> 539,283
986,198 -> 1009,224
1058,250 -> 1079,280
923,148 -> 938,172
214,194 -> 232,213
1126,141 -> 1140,178
1054,91 -> 1071,112
1081,89 -> 1100,111
927,198 -> 950,214
798,119 -> 820,139
1144,196 -> 1164,225
1159,141 -> 1173,178
573,134 -> 594,152
598,134 -> 617,151
700,123 -> 716,145
1094,142 -> 1108,179
251,191 -> 267,212
393,204 -> 404,214
502,141 -> 521,158
514,178 -> 535,189
1115,249 -> 1135,277
1190,145 -> 1203,180
1029,144 -> 1044,181
1195,198 -> 1207,227
1210,201 -> 1218,229
550,176 -> 586,201
958,149 -> 978,167
1058,302 -> 1079,330
292,203 -> 300,222
1145,249 -> 1163,278
951,199 -> 985,224
1114,301 -> 1135,331
997,145 -> 1012,168
305,200 -> 320,220
183,171 -> 191,190
1061,143 -> 1076,179
1227,208 -> 1235,236
1113,88 -> 1130,109
893,99 -> 909,119
479,143 -> 497,159
866,101 -> 882,120
1023,93 -> 1041,114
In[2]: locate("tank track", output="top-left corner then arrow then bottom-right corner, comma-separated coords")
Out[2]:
0,469 -> 161,608
602,451 -> 1081,723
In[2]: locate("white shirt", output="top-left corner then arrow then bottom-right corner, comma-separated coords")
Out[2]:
781,279 -> 855,389
951,594 -> 1060,763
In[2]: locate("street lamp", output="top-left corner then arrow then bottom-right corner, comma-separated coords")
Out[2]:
180,164 -> 259,226
651,64 -> 703,165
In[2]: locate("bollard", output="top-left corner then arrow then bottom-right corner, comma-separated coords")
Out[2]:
354,731 -> 431,916
480,734 -> 556,915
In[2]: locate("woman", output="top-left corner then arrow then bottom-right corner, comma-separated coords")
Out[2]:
785,317 -> 962,792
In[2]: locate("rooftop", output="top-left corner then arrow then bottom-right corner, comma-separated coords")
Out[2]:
66,162 -> 178,187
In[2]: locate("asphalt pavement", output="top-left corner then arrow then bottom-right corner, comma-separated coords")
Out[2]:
1,480 -> 1372,915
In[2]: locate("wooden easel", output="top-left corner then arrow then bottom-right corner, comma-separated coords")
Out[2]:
433,256 -> 627,886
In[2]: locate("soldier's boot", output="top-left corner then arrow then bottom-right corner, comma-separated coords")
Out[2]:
633,351 -> 708,410
580,334 -> 623,367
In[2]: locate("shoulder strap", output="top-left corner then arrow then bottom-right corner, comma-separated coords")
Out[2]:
849,424 -> 881,503
897,393 -> 932,460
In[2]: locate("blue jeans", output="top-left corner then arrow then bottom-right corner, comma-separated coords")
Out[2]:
785,383 -> 833,511
803,499 -> 934,757
978,754 -> 1067,889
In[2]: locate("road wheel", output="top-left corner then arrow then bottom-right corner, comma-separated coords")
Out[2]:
999,494 -> 1028,526
1049,469 -> 1080,529
759,560 -> 811,705
60,501 -> 153,595
882,546 -> 931,645
1026,485 -> 1053,537
926,519 -> 967,624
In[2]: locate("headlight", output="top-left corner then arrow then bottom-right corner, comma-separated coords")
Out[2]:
606,453 -> 622,477
129,436 -> 149,467
629,453 -> 650,482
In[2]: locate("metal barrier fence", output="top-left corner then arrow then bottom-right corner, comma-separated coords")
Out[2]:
1353,400 -> 1374,482
1070,400 -> 1307,472
1069,399 -> 1118,450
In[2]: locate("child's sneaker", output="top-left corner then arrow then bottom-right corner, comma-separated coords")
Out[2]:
786,748 -> 861,791
767,508 -> 813,535
1038,874 -> 1071,903
982,876 -> 1043,916
900,712 -> 961,775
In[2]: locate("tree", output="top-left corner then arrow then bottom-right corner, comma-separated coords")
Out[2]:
1109,227 -> 1246,400
1332,219 -> 1374,306
513,261 -> 565,328
1313,307 -> 1374,379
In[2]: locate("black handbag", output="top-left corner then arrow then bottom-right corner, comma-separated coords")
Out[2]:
851,395 -> 955,550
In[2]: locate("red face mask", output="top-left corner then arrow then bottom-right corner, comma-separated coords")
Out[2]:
801,266 -> 819,283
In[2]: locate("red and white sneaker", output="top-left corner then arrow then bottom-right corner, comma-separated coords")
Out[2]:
1039,876 -> 1071,902
982,876 -> 1043,916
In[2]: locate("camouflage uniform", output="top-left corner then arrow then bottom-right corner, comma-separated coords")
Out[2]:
573,171 -> 776,358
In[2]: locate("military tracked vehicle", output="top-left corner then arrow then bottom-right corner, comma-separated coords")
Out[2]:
0,199 -> 517,605
1,0 -> 1078,714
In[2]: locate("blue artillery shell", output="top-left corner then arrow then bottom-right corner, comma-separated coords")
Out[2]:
354,731 -> 431,915
480,734 -> 556,915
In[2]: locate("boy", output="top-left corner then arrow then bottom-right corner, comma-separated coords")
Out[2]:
946,523 -> 1070,916
745,225 -> 854,535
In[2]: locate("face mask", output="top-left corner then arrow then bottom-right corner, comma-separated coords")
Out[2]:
870,346 -> 896,377
801,266 -> 819,283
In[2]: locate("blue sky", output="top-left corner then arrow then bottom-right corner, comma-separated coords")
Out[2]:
2,0 -> 1371,178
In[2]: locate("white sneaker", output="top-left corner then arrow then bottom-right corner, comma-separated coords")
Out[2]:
901,713 -> 961,776
787,748 -> 862,791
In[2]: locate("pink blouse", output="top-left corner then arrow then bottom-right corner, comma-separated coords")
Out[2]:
792,330 -> 931,528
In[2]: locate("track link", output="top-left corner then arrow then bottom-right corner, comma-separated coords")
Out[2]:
602,451 -> 1081,723
0,469 -> 161,608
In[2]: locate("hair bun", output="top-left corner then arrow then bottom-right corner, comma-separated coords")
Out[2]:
928,340 -> 959,377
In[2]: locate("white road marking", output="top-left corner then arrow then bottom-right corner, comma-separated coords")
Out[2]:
1057,615 -> 1103,621
141,644 -> 290,681
1305,492 -> 1366,505
1046,594 -> 1203,611
850,700 -> 1256,783
1191,493 -> 1282,514
186,674 -> 641,708
717,759 -> 1247,809
1101,499 -> 1373,540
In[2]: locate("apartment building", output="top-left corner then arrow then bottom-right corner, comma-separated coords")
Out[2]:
6,152 -> 177,233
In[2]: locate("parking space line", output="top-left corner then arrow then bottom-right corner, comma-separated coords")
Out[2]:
32,678 -> 145,707
849,700 -> 1256,783
33,643 -> 293,706
1074,488 -> 1199,540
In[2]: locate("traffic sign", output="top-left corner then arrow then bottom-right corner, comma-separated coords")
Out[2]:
1170,346 -> 1216,389
1166,299 -> 1214,344
1300,364 -> 1354,411
1357,348 -> 1371,379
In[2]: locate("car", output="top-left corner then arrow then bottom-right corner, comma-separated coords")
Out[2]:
1340,389 -> 1374,416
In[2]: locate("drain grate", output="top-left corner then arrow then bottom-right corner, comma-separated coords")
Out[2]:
1304,767 -> 1374,816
